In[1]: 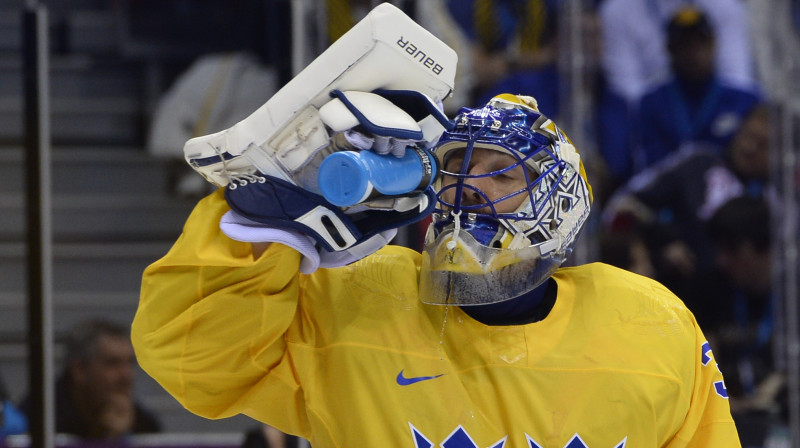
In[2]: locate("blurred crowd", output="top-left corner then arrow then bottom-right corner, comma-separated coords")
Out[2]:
4,0 -> 798,447
2,319 -> 161,440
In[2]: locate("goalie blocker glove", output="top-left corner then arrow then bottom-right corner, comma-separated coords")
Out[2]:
224,168 -> 438,253
196,90 -> 450,271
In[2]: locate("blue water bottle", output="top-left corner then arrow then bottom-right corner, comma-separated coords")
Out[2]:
318,146 -> 438,207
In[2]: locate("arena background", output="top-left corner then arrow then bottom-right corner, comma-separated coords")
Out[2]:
3,0 -> 799,446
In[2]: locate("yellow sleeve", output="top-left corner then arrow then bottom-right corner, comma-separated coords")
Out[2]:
667,316 -> 742,447
131,189 -> 309,430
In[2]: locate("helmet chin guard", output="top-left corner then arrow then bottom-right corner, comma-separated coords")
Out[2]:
419,94 -> 592,306
419,223 -> 567,305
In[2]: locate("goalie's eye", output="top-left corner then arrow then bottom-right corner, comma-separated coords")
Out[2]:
443,149 -> 527,182
440,148 -> 530,214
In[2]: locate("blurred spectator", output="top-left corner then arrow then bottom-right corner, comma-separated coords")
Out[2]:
706,195 -> 785,445
147,52 -> 277,197
441,0 -> 560,117
0,374 -> 27,438
599,223 -> 656,279
595,85 -> 636,189
22,319 -> 161,440
598,0 -> 756,105
603,103 -> 773,323
708,195 -> 773,309
241,424 -> 302,448
635,6 -> 761,171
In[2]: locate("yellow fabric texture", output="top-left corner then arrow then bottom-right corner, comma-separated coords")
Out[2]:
132,190 -> 741,447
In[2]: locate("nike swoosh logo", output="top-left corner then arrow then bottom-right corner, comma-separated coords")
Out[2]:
396,369 -> 445,386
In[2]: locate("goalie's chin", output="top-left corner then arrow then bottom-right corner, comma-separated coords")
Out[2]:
418,227 -> 566,306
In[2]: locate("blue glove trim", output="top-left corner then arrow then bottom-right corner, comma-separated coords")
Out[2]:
329,90 -> 425,140
224,175 -> 436,252
373,88 -> 455,131
188,150 -> 236,168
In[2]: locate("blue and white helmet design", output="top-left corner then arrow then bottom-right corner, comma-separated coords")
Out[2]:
419,94 -> 593,305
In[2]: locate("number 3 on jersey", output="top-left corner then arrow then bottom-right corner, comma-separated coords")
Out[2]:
701,341 -> 729,399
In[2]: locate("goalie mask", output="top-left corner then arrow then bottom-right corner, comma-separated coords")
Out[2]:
419,94 -> 593,306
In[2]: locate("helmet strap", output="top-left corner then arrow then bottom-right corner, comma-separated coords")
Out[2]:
446,209 -> 463,251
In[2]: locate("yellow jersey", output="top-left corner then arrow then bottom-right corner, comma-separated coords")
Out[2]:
132,191 -> 740,447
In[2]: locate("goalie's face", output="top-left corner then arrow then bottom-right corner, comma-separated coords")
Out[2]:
440,147 -> 530,214
419,94 -> 593,306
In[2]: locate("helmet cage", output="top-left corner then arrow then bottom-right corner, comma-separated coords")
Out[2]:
420,95 -> 592,305
431,102 -> 578,248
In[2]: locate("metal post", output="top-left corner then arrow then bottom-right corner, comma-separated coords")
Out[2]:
22,1 -> 54,447
779,103 -> 800,448
766,1 -> 800,445
290,0 -> 311,76
559,0 -> 597,265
